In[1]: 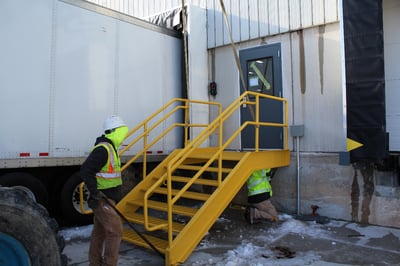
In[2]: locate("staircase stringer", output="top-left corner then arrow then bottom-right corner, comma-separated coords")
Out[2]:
167,149 -> 290,265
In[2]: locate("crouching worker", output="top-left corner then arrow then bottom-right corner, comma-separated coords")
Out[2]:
244,168 -> 278,224
80,115 -> 129,266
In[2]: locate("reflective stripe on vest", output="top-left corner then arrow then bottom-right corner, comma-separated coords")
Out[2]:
94,142 -> 122,189
247,169 -> 272,196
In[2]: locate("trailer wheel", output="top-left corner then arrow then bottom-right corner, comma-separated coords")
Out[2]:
60,172 -> 93,225
0,187 -> 67,266
0,172 -> 48,207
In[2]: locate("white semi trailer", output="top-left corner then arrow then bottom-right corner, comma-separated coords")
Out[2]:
0,0 -> 183,225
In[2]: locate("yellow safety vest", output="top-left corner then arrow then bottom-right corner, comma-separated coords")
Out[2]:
94,142 -> 122,189
247,169 -> 272,197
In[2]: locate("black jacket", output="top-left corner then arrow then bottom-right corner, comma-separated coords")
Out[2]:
80,135 -> 122,202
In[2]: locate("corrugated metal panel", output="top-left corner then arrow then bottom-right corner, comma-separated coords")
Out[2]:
325,0 -> 338,23
223,0 -> 231,44
249,0 -> 259,39
312,0 -> 325,25
240,0 -> 250,42
231,0 -> 241,43
86,0 -> 339,49
191,0 -> 206,8
259,0 -> 269,36
301,0 -> 313,28
215,0 -> 224,46
289,0 -> 301,30
207,0 -> 216,48
268,0 -> 279,35
279,0 -> 290,33
137,1 -> 143,17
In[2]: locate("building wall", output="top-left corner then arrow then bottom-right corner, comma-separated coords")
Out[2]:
86,0 -> 339,47
210,23 -> 344,152
85,0 -> 400,228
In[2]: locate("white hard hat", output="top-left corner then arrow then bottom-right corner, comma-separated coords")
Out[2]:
103,115 -> 126,132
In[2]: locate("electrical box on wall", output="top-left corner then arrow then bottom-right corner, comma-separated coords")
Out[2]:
290,125 -> 304,137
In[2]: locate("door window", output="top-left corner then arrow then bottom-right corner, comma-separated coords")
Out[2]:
247,58 -> 274,96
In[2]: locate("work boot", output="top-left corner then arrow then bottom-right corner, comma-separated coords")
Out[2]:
271,216 -> 279,222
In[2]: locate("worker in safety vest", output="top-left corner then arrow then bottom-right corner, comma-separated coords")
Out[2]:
244,168 -> 278,224
80,115 -> 129,266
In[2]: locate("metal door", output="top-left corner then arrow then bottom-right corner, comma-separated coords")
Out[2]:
239,43 -> 283,150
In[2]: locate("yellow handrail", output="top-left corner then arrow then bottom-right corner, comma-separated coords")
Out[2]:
119,98 -> 223,176
142,91 -> 288,244
79,182 -> 93,214
79,91 -> 288,248
79,98 -> 222,217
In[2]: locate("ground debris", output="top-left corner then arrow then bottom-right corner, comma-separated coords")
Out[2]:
262,245 -> 296,259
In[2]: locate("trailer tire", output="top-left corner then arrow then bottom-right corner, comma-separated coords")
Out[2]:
60,172 -> 93,225
0,187 -> 67,266
0,172 -> 48,207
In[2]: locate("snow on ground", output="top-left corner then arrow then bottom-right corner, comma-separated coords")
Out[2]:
182,214 -> 328,266
60,213 -> 400,266
61,224 -> 93,242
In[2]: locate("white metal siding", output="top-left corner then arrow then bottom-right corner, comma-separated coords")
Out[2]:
289,0 -> 301,30
268,0 -> 279,35
87,0 -> 339,48
207,0 -> 216,48
211,23 -> 343,152
383,0 -> 400,151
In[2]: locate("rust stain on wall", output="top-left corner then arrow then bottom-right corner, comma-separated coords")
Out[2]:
351,168 -> 360,222
351,162 -> 375,224
299,30 -> 306,94
318,25 -> 325,94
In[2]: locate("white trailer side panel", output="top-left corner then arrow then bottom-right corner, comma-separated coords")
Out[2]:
53,1 -> 117,157
0,0 -> 183,166
0,0 -> 53,159
117,19 -> 183,153
53,0 -> 183,157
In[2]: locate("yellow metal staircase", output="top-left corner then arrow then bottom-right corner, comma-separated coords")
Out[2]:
116,92 -> 290,265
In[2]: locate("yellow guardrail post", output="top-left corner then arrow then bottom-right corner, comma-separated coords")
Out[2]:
79,182 -> 93,215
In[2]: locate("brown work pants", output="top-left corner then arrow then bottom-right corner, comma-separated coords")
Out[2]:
253,199 -> 278,221
89,198 -> 123,266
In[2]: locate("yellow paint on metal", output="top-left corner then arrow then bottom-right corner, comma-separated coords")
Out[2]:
99,91 -> 290,266
347,138 -> 363,151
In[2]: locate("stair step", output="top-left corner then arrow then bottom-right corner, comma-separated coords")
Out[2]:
127,200 -> 198,217
151,187 -> 210,201
189,149 -> 246,161
124,212 -> 185,233
122,228 -> 167,253
153,176 -> 219,186
172,176 -> 220,186
177,164 -> 232,173
147,200 -> 198,216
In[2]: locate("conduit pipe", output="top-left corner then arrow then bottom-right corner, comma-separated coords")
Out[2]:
290,125 -> 304,216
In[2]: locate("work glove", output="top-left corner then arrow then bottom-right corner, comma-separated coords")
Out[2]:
88,190 -> 107,209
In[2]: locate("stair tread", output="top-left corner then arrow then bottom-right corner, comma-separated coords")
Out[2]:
177,164 -> 232,173
171,176 -> 219,186
124,212 -> 185,233
126,200 -> 198,217
151,187 -> 210,201
147,200 -> 198,216
122,228 -> 167,253
188,149 -> 246,161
